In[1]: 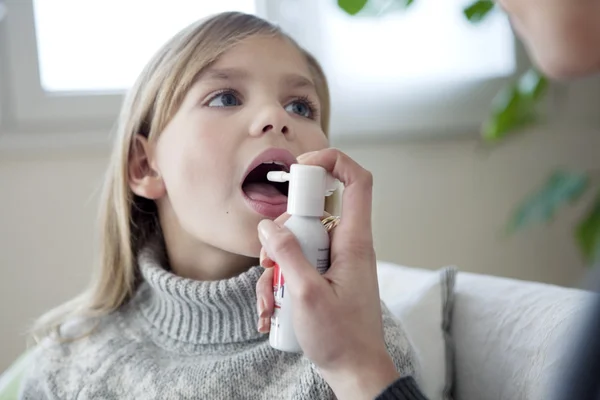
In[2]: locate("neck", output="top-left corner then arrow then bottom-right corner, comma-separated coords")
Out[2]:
167,238 -> 258,281
157,211 -> 256,281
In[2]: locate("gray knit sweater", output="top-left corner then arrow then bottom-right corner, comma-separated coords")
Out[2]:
19,247 -> 419,399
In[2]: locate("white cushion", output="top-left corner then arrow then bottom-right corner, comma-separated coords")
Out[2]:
451,271 -> 591,400
377,261 -> 456,400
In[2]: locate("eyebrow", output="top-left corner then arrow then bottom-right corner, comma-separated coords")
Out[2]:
282,73 -> 315,90
202,67 -> 249,82
200,68 -> 315,89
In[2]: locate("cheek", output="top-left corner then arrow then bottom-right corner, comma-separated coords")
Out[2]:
156,120 -> 233,194
298,126 -> 329,153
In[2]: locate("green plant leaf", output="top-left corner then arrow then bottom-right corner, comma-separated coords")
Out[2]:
338,0 -> 369,15
576,191 -> 600,264
339,0 -> 492,21
483,68 -> 548,141
463,0 -> 495,23
342,0 -> 414,16
517,68 -> 549,101
507,170 -> 590,233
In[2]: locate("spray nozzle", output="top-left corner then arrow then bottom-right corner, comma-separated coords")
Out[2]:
267,164 -> 339,217
267,167 -> 339,197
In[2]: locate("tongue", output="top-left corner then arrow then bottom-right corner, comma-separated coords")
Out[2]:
243,183 -> 287,204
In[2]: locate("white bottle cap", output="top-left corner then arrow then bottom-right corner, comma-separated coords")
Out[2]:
267,164 -> 339,217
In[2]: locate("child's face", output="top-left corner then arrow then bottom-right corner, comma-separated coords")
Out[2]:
139,35 -> 328,273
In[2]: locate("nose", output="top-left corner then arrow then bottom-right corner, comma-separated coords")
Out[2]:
249,105 -> 291,138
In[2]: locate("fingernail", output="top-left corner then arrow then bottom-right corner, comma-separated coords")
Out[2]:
257,219 -> 276,245
297,151 -> 317,163
259,251 -> 265,267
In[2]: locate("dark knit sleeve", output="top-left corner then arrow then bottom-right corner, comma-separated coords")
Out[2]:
375,376 -> 429,400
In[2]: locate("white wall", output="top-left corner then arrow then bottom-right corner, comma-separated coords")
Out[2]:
0,149 -> 106,372
1,120 -> 599,371
341,127 -> 599,285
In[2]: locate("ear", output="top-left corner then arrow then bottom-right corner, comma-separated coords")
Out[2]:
128,134 -> 166,200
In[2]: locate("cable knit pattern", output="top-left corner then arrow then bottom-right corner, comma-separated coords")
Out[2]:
19,246 -> 419,399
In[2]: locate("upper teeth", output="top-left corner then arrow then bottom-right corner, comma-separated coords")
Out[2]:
264,161 -> 285,166
262,161 -> 287,169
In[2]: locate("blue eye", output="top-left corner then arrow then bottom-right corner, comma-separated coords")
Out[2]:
285,100 -> 314,119
208,91 -> 241,107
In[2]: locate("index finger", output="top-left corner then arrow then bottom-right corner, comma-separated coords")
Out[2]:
297,148 -> 373,240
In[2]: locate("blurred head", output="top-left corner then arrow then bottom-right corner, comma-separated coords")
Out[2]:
34,11 -> 331,339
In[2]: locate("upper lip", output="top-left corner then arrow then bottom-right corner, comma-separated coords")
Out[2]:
242,148 -> 297,185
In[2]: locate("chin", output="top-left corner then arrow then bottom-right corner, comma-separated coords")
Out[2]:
235,209 -> 271,255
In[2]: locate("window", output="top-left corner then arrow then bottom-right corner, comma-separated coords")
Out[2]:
0,0 -> 520,139
278,0 -> 520,137
0,0 -> 262,134
33,0 -> 257,92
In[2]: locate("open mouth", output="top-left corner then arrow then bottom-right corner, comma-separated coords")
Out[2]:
242,162 -> 289,203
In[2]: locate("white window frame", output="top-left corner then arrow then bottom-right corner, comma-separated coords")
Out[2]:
281,0 -> 531,140
1,0 -> 124,134
3,0 -> 587,150
272,1 -> 600,138
0,0 -> 270,136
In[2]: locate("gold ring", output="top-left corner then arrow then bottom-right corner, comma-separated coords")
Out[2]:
321,215 -> 341,233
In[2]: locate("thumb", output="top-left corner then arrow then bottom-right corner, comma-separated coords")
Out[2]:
257,219 -> 324,298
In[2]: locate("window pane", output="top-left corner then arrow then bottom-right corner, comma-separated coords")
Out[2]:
318,0 -> 516,84
33,0 -> 256,93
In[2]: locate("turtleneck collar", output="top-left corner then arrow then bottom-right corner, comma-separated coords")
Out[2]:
134,246 -> 265,345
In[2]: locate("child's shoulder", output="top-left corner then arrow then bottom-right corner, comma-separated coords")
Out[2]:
20,312 -> 135,398
27,314 -> 121,368
47,310 -> 138,357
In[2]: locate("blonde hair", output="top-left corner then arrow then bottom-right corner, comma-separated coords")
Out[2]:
32,12 -> 332,342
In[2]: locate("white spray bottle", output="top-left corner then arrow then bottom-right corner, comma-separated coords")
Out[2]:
266,164 -> 339,353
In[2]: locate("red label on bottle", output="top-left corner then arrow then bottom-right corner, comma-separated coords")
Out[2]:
273,263 -> 285,309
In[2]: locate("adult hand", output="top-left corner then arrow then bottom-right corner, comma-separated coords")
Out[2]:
255,148 -> 400,399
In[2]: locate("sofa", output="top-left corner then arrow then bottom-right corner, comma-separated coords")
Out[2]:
0,264 -> 592,400
444,268 -> 589,399
375,262 -> 592,400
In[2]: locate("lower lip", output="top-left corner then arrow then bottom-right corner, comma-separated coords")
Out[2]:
242,192 -> 288,218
